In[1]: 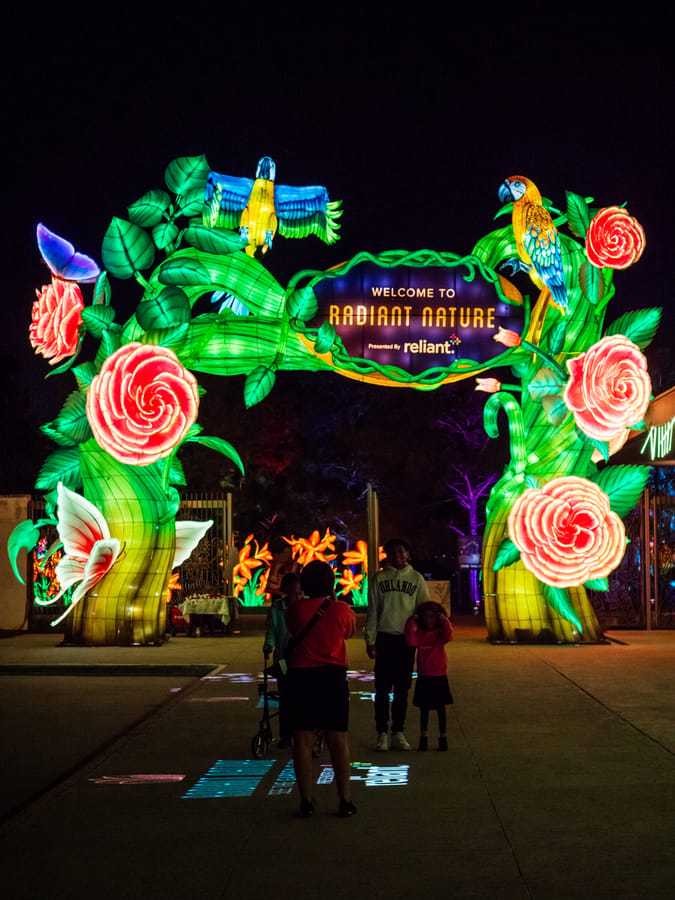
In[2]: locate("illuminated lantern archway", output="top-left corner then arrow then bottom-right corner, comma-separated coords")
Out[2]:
10,156 -> 655,644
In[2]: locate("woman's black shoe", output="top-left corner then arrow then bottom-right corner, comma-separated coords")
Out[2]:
338,799 -> 357,817
299,799 -> 314,818
438,736 -> 448,751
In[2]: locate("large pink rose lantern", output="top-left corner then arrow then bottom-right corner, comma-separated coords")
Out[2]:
86,342 -> 199,465
585,206 -> 646,269
563,335 -> 651,442
508,476 -> 626,588
30,277 -> 84,365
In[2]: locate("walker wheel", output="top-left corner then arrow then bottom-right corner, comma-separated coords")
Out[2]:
251,733 -> 267,759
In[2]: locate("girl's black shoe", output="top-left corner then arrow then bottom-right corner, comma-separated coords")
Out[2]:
438,736 -> 448,751
338,799 -> 357,817
418,736 -> 428,751
299,799 -> 314,818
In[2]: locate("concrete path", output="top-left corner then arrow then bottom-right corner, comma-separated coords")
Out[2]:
1,617 -> 674,899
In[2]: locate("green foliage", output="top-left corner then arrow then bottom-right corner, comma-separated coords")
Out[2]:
164,154 -> 210,196
139,323 -> 190,350
71,362 -> 98,389
92,272 -> 112,306
45,390 -> 92,445
542,396 -> 568,426
183,223 -> 244,255
136,287 -> 191,330
7,519 -> 53,584
286,286 -> 319,321
591,465 -> 651,517
158,255 -> 214,286
547,320 -> 568,355
471,225 -> 518,270
542,584 -> 583,633
581,433 -> 610,462
605,308 -> 662,350
152,221 -> 180,251
35,448 -> 82,492
178,186 -> 209,216
244,366 -> 276,408
579,261 -> 605,305
493,537 -> 520,571
102,217 -> 155,278
314,321 -> 336,354
127,190 -> 172,228
168,457 -> 187,487
81,304 -> 116,338
183,434 -> 245,475
584,577 -> 609,591
527,367 -> 566,400
565,191 -> 591,238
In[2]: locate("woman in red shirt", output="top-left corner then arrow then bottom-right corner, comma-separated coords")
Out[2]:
285,560 -> 357,818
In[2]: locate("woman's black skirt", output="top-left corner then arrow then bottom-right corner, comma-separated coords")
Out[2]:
286,665 -> 349,732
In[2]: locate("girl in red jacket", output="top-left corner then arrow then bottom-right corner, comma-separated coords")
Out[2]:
404,601 -> 453,751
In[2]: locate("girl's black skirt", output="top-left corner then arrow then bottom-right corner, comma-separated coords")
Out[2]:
412,675 -> 453,709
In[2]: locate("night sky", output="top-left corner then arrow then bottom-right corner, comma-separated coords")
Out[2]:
3,8 -> 674,501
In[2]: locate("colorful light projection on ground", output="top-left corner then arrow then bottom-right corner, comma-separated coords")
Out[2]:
182,760 -> 409,799
9,155 -> 656,645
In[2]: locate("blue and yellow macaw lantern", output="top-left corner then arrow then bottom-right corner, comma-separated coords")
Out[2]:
498,175 -> 568,314
203,156 -> 342,257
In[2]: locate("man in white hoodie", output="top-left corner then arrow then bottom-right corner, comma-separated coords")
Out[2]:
366,538 -> 429,751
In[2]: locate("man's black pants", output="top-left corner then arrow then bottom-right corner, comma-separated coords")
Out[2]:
373,632 -> 416,733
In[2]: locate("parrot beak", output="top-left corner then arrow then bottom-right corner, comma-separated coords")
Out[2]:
498,181 -> 513,204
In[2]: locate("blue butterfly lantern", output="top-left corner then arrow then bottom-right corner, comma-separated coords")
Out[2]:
36,223 -> 100,283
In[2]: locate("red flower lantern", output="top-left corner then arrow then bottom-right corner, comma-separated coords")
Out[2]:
86,342 -> 199,465
563,335 -> 651,442
585,206 -> 646,269
507,476 -> 625,588
30,277 -> 84,365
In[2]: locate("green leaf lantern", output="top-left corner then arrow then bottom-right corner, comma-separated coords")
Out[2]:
102,217 -> 155,278
136,286 -> 191,330
183,223 -> 244,256
127,190 -> 172,228
286,286 -> 318,321
165,154 -> 210,195
244,366 -> 276,408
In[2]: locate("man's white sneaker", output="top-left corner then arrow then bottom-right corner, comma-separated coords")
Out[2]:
376,732 -> 389,751
390,732 -> 411,751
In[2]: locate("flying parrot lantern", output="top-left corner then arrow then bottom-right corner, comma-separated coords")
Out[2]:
203,156 -> 342,257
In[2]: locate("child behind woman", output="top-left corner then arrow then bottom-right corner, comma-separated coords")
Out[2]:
404,601 -> 453,751
263,572 -> 303,747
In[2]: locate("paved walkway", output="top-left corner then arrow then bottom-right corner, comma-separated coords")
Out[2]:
1,616 -> 675,899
